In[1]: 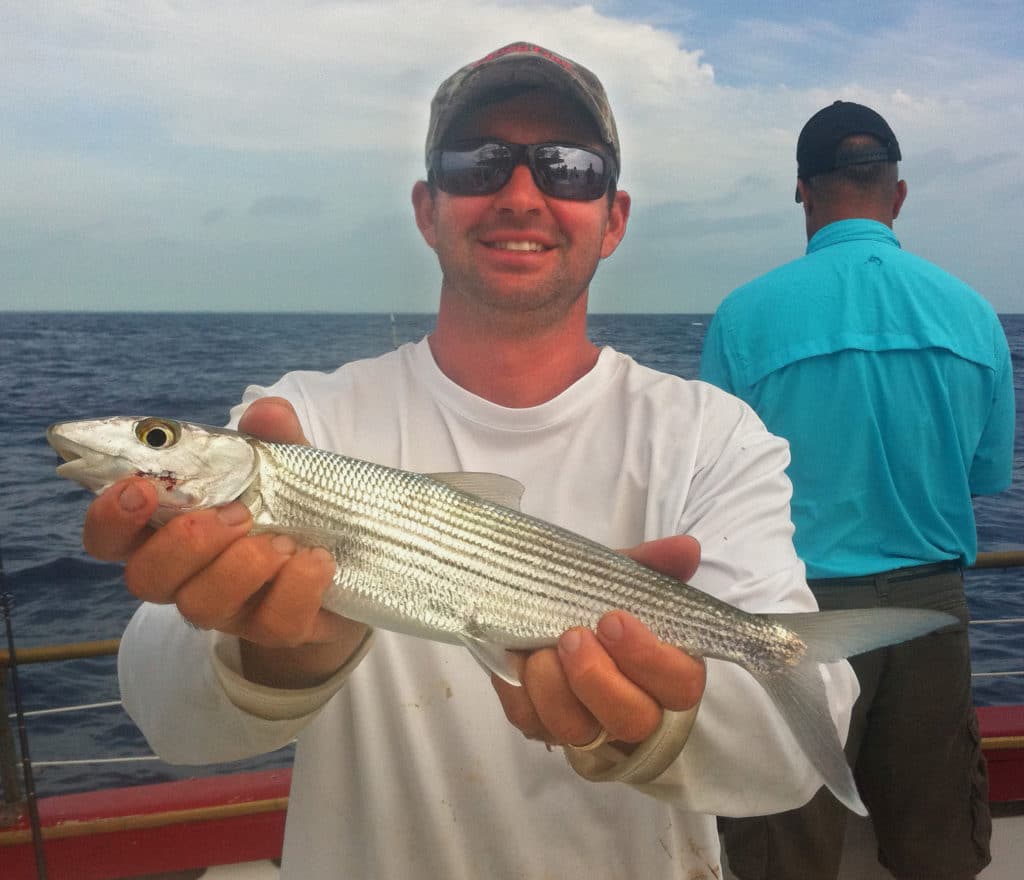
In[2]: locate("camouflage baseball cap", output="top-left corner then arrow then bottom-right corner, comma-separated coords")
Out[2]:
425,42 -> 621,173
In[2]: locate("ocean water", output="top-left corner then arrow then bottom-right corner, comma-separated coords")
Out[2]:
1,311 -> 1021,798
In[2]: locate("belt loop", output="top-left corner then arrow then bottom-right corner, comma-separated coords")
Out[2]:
874,571 -> 890,605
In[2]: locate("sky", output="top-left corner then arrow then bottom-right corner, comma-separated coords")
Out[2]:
1,0 -> 1021,314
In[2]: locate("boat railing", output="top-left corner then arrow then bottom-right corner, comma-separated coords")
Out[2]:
2,551 -> 1023,808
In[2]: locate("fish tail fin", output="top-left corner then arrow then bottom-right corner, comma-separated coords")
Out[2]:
752,660 -> 866,815
750,606 -> 955,815
769,607 -> 957,664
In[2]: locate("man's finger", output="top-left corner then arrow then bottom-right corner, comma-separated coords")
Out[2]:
172,532 -> 300,630
122,502 -> 253,603
521,646 -> 600,747
225,546 -> 339,648
238,397 -> 308,446
594,611 -> 705,711
82,479 -> 159,562
622,534 -> 701,583
556,627 -> 662,743
492,654 -> 551,742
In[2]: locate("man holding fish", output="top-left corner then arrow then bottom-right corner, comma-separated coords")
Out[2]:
63,43 -> 907,879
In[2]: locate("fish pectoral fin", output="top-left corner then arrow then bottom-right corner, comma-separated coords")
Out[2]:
428,473 -> 525,511
458,633 -> 522,686
249,524 -> 352,556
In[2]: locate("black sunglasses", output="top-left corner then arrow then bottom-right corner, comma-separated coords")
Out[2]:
428,140 -> 616,202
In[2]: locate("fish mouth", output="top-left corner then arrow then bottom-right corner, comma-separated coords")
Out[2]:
47,424 -> 81,465
47,425 -> 117,492
53,455 -> 103,486
47,425 -> 87,466
54,456 -> 89,481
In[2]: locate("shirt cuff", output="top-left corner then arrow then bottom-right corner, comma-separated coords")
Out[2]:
209,629 -> 375,721
563,703 -> 700,785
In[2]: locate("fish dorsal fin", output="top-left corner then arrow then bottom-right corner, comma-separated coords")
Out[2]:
428,472 -> 524,511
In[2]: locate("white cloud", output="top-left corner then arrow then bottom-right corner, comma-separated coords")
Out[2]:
0,1 -> 1021,312
3,2 -> 710,153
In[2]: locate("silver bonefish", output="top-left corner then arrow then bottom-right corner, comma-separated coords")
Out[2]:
48,416 -> 956,816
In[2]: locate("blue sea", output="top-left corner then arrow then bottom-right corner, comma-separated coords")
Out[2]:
1,312 -> 1022,798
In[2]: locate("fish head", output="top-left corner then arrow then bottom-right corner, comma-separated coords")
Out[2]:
47,416 -> 259,520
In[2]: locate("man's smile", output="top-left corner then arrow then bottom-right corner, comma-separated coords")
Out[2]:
484,240 -> 550,252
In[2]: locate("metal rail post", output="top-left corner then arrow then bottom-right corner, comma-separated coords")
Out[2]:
0,671 -> 25,805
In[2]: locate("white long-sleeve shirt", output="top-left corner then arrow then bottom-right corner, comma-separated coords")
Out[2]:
119,340 -> 857,879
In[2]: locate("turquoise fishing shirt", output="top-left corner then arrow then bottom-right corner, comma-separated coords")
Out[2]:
700,219 -> 1015,579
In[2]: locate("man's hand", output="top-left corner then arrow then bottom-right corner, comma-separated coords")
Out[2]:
492,534 -> 706,749
81,398 -> 366,687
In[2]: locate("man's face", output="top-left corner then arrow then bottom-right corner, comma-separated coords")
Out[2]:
413,89 -> 629,321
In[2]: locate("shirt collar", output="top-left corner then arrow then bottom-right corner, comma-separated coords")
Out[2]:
807,218 -> 902,256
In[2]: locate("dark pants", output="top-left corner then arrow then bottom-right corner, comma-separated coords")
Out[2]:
722,564 -> 992,880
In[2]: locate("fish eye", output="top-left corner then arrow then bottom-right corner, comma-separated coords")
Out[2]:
134,418 -> 180,450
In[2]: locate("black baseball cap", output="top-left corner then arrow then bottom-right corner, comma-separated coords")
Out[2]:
425,42 -> 620,173
796,100 -> 901,187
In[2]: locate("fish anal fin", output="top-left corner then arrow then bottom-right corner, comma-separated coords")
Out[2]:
459,633 -> 522,686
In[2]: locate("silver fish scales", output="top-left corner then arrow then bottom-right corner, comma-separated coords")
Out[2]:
255,440 -> 802,670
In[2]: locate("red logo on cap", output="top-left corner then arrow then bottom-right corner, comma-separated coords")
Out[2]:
474,42 -> 574,73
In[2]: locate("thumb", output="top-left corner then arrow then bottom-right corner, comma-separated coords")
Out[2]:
237,396 -> 309,446
621,534 -> 701,584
